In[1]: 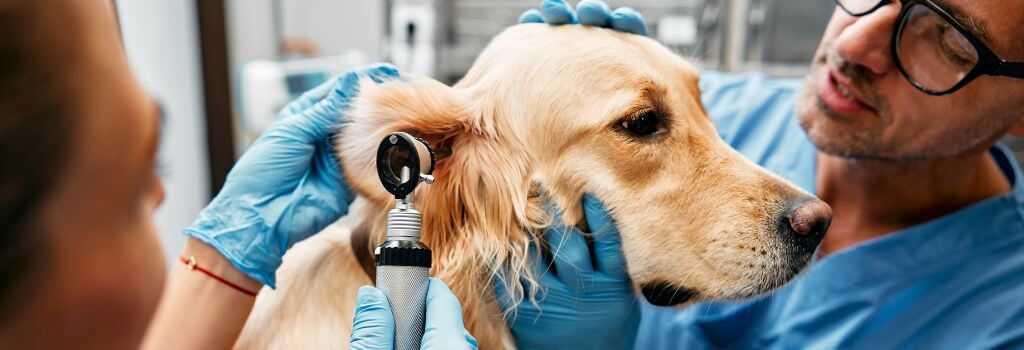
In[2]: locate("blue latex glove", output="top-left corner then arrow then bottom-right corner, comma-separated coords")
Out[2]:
350,278 -> 478,350
184,63 -> 399,287
518,0 -> 649,36
496,195 -> 640,350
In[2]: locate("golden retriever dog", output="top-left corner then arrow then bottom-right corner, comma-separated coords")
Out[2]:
235,23 -> 832,349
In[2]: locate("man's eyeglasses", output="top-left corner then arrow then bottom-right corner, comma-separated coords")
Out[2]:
834,0 -> 1024,95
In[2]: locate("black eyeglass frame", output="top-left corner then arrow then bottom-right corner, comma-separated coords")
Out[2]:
835,0 -> 1024,95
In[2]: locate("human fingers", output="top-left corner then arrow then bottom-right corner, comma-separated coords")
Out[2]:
276,63 -> 399,143
545,224 -> 593,290
349,286 -> 395,350
610,7 -> 648,35
540,0 -> 579,25
577,0 -> 612,27
583,195 -> 628,278
278,78 -> 334,117
421,278 -> 478,349
516,8 -> 548,23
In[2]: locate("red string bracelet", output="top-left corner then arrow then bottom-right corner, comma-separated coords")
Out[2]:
180,256 -> 259,297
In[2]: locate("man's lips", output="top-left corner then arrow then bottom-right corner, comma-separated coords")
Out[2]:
817,69 -> 876,116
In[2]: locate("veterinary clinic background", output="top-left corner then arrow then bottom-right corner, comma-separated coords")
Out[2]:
1,0 -> 1023,348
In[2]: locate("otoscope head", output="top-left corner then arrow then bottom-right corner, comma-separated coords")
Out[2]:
376,132 -> 435,200
377,132 -> 437,241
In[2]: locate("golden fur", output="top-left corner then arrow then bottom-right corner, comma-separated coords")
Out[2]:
236,24 -> 818,349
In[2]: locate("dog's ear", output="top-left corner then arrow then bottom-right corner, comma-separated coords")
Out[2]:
337,75 -> 475,203
337,74 -> 541,229
337,74 -> 542,236
337,75 -> 546,312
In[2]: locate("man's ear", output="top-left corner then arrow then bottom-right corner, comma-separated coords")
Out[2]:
336,75 -> 472,203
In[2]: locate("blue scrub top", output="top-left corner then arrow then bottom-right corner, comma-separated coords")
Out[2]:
635,71 -> 1024,349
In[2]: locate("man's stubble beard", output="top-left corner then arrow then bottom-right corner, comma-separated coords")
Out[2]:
794,49 -> 1005,162
795,71 -> 896,161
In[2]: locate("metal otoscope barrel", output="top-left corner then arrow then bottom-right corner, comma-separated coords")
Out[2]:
376,206 -> 432,350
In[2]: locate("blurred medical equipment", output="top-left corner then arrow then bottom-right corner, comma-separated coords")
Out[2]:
740,0 -> 834,75
390,0 -> 439,77
384,0 -> 833,83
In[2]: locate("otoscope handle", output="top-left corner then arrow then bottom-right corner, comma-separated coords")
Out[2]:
375,241 -> 432,350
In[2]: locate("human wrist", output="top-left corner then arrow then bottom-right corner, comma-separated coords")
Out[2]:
143,238 -> 262,349
179,238 -> 262,293
183,213 -> 284,288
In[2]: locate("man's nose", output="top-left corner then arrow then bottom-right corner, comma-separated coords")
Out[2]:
833,4 -> 901,75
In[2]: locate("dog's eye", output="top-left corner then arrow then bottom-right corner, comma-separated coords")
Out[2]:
619,111 -> 666,138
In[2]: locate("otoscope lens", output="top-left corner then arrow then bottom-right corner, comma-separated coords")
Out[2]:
383,145 -> 413,185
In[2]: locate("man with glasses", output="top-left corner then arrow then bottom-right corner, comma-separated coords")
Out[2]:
494,0 -> 1024,348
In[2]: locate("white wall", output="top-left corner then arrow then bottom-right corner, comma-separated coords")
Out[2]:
115,0 -> 210,264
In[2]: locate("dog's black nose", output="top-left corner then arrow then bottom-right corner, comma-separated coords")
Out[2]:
783,198 -> 833,253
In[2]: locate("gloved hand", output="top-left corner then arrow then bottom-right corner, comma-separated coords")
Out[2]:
350,278 -> 478,350
184,63 -> 399,287
496,195 -> 640,350
518,0 -> 649,36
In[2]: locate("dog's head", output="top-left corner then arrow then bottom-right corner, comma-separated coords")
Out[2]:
338,24 -> 831,308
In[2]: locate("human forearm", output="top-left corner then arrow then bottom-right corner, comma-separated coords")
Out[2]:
142,238 -> 261,350
141,64 -> 398,349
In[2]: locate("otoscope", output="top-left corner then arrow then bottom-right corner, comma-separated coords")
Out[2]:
374,132 -> 435,350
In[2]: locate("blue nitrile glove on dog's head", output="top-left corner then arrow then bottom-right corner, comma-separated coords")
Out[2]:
518,0 -> 649,36
350,278 -> 478,350
500,3 -> 649,348
184,63 -> 399,287
496,196 -> 641,350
